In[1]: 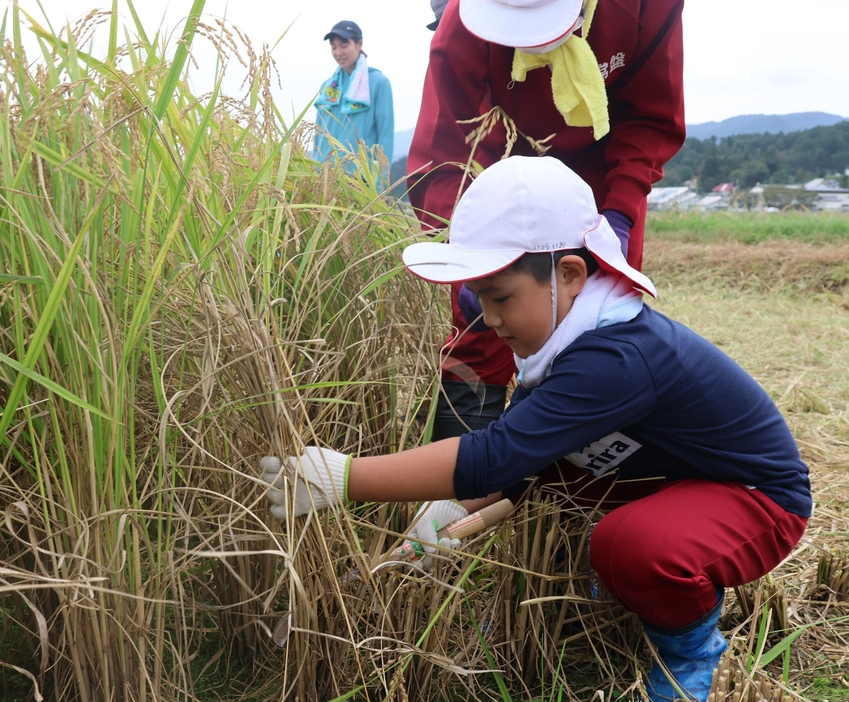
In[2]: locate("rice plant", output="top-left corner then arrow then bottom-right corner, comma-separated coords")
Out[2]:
0,3 -> 440,699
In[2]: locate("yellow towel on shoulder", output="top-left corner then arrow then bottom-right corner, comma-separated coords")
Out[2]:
511,0 -> 609,140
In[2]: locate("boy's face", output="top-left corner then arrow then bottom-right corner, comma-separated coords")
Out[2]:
464,271 -> 558,359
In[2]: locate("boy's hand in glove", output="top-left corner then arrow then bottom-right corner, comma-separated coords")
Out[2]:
406,499 -> 468,561
260,447 -> 351,521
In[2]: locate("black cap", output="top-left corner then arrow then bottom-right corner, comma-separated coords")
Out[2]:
324,21 -> 363,42
428,0 -> 448,31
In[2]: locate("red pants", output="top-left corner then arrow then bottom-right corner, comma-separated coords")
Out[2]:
441,201 -> 647,385
583,477 -> 807,628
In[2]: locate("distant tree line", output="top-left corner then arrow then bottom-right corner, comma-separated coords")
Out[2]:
660,121 -> 849,192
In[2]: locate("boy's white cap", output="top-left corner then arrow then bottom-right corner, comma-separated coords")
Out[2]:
459,0 -> 584,48
403,156 -> 657,298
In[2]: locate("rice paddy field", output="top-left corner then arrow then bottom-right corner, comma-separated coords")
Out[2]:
1,4 -> 848,701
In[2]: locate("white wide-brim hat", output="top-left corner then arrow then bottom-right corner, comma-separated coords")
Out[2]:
459,0 -> 584,47
403,156 -> 657,298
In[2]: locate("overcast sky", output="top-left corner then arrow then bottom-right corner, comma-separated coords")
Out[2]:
10,0 -> 849,132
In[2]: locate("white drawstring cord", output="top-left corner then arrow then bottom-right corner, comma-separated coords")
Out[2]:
550,252 -> 558,333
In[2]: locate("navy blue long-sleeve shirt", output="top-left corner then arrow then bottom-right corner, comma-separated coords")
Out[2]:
455,306 -> 812,518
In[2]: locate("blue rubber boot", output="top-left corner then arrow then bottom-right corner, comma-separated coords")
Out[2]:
642,591 -> 729,701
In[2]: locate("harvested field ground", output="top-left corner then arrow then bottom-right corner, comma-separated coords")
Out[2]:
645,240 -> 849,294
640,238 -> 849,702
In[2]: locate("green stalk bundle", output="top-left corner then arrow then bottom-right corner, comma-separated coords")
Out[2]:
0,3 -> 443,699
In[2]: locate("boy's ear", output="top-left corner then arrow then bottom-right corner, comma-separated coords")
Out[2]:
556,255 -> 588,295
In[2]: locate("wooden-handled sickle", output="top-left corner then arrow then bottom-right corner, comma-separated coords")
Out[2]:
387,498 -> 515,563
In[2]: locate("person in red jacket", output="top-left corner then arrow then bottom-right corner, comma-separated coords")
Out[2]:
408,0 -> 685,440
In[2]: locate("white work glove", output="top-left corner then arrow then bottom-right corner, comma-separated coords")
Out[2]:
260,447 -> 351,521
403,500 -> 468,569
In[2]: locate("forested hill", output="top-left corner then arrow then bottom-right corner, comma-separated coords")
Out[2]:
685,112 -> 844,140
660,121 -> 849,191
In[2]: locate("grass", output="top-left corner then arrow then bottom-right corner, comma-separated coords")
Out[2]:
1,3 -> 848,701
646,210 -> 849,244
805,677 -> 849,702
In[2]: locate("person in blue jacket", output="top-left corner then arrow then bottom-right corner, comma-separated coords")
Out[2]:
313,20 -> 394,174
260,156 -> 810,702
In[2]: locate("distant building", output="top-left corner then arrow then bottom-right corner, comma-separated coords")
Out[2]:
711,183 -> 735,195
804,177 -> 849,211
648,186 -> 700,211
813,193 -> 849,212
694,193 -> 727,211
747,183 -> 766,211
804,177 -> 846,192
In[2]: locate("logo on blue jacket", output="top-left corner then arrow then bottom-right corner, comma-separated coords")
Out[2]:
565,432 -> 642,477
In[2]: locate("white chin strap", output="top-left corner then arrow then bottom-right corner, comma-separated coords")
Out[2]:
550,252 -> 558,333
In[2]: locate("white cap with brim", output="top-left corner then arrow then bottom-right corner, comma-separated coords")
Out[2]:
459,0 -> 584,47
402,156 -> 657,298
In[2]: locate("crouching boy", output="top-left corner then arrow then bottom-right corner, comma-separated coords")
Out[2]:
261,156 -> 811,702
